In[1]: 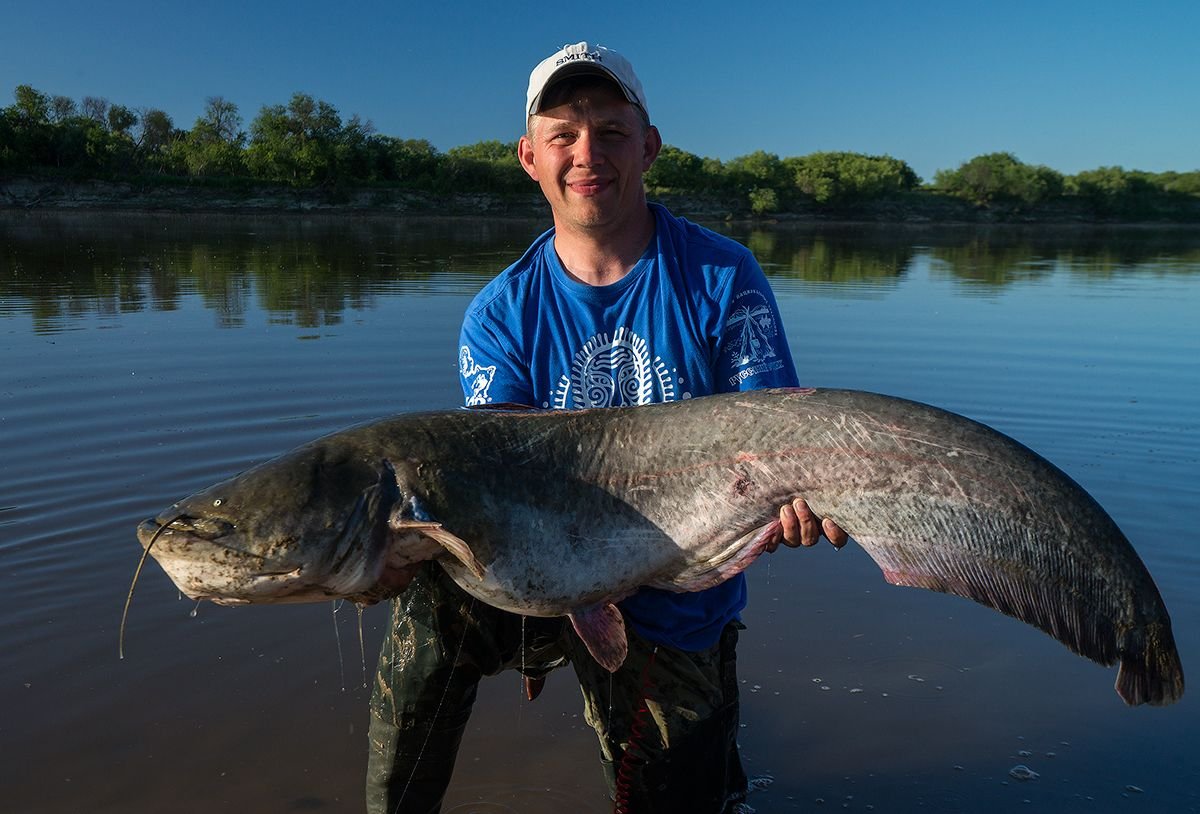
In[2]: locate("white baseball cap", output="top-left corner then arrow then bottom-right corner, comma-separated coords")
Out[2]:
525,42 -> 649,118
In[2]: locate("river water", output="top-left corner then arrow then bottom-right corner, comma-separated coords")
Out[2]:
2,211 -> 1198,813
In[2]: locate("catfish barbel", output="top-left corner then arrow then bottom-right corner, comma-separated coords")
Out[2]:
134,388 -> 1183,706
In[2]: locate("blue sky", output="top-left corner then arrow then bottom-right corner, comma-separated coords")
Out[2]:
3,0 -> 1197,182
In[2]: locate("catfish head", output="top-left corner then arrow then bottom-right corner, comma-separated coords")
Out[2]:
135,442 -> 458,606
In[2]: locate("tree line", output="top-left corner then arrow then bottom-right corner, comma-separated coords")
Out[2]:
3,84 -> 1199,219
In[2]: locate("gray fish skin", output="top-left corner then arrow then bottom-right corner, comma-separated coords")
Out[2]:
136,388 -> 1183,706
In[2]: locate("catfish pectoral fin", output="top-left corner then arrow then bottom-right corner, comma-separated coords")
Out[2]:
569,603 -> 628,672
388,517 -> 487,580
422,526 -> 487,580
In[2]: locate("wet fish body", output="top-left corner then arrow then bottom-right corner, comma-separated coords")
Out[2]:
136,388 -> 1183,706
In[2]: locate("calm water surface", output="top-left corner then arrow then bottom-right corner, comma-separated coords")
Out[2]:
2,212 -> 1198,813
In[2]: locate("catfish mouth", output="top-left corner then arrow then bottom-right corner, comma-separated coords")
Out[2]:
138,512 -> 234,545
135,515 -> 350,604
134,514 -> 420,606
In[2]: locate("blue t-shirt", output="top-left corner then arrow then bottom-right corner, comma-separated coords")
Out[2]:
458,203 -> 799,651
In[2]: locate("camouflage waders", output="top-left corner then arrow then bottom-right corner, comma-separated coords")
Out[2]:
366,563 -> 748,813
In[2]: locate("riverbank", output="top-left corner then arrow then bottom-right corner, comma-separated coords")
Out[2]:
3,174 -> 1199,225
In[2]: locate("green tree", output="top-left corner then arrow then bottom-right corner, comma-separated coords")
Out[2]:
443,140 -> 527,192
369,136 -> 442,186
721,151 -> 788,213
6,85 -> 54,168
48,116 -> 128,172
246,93 -> 346,185
107,104 -> 138,136
644,145 -> 705,191
1068,166 -> 1158,200
174,96 -> 245,177
723,150 -> 787,192
13,84 -> 50,123
1159,171 -> 1200,196
934,152 -> 1063,207
784,151 -> 920,205
137,108 -> 174,150
0,107 -> 18,169
199,96 -> 243,143
748,187 -> 778,215
134,108 -> 178,172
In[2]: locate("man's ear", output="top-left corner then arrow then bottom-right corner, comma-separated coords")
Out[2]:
642,125 -> 663,172
518,135 -> 539,182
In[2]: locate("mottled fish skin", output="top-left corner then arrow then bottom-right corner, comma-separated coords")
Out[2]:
136,388 -> 1184,706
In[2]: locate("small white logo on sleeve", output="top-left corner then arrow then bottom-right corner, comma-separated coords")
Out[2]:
459,345 -> 496,406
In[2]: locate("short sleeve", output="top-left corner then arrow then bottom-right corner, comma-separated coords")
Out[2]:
714,255 -> 799,392
458,308 -> 536,407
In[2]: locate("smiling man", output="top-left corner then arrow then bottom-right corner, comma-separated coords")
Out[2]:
366,42 -> 846,814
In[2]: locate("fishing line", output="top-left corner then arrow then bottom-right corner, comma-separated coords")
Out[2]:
517,615 -> 526,733
393,595 -> 475,814
357,604 -> 368,689
332,600 -> 347,692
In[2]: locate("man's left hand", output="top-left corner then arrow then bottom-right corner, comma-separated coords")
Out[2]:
767,498 -> 849,553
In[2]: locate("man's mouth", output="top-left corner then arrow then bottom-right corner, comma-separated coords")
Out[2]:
568,178 -> 612,196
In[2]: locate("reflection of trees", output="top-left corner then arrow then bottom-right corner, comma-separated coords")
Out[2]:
741,227 -> 914,284
1,213 -> 544,334
929,238 -> 1052,287
928,228 -> 1200,287
5,215 -> 1199,334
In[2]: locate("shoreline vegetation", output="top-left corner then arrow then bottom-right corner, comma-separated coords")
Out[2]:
3,86 -> 1199,224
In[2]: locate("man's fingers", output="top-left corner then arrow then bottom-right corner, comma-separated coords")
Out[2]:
791,498 -> 821,547
823,517 -> 849,549
775,502 -> 799,549
776,499 -> 850,550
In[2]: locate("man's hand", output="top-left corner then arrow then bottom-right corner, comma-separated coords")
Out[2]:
766,498 -> 849,553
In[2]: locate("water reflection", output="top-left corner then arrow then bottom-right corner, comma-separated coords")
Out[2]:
927,228 -> 1200,287
743,228 -> 914,285
1,212 -> 545,334
3,213 -> 1199,333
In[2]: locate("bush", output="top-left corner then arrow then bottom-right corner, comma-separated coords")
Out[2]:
934,152 -> 1063,207
785,151 -> 920,204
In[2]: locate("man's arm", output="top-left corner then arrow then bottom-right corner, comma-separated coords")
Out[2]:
716,255 -> 848,551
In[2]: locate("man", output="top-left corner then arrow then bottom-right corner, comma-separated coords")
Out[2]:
367,42 -> 846,814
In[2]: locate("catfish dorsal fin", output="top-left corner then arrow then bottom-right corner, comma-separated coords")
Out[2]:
568,603 -> 628,672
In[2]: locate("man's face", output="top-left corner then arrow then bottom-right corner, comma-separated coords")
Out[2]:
518,80 -> 661,234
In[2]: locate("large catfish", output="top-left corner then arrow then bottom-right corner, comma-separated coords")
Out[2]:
135,388 -> 1183,706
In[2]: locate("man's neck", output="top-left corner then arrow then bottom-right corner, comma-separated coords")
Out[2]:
552,204 -> 656,287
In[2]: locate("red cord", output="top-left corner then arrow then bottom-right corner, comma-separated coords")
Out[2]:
613,646 -> 658,814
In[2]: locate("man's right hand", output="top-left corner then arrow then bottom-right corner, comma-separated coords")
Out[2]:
767,498 -> 849,553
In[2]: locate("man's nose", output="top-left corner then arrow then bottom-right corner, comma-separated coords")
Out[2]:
572,130 -> 603,166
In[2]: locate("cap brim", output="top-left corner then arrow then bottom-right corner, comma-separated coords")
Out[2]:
528,63 -> 640,116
